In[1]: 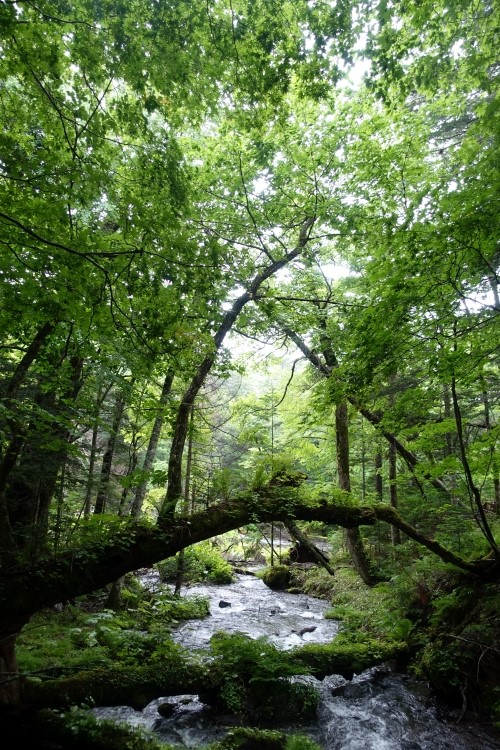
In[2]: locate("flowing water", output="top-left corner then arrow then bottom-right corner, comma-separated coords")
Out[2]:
92,569 -> 500,749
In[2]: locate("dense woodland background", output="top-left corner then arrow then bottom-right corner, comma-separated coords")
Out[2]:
0,0 -> 499,739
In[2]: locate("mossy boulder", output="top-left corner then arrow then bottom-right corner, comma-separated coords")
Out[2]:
247,678 -> 319,722
260,565 -> 292,591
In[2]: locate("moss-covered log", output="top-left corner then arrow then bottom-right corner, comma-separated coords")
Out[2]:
23,650 -> 217,710
289,639 -> 409,680
1,476 -> 497,639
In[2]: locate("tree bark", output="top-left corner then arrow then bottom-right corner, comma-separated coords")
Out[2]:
94,392 -> 126,515
285,519 -> 335,575
6,356 -> 84,556
451,375 -> 500,560
335,401 -> 380,585
0,322 -> 57,557
374,450 -> 383,501
131,369 -> 175,518
1,482 -> 490,630
389,441 -> 401,546
481,375 -> 500,516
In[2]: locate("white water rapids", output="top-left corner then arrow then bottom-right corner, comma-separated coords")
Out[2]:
92,569 -> 500,749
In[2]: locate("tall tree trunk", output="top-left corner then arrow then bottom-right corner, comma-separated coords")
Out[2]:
3,321 -> 56,404
159,217 -> 315,523
481,375 -> 500,516
94,393 -> 126,515
282,326 -> 450,496
6,355 -> 84,556
389,441 -> 401,546
107,410 -> 142,610
0,322 -> 56,558
442,383 -> 455,458
335,401 -> 379,585
374,449 -> 383,501
83,383 -> 114,519
131,370 -> 174,518
451,374 -> 500,560
175,406 -> 195,595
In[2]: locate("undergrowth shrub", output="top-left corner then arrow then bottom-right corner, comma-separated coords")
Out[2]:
17,586 -> 209,676
37,708 -> 171,750
156,541 -> 234,584
207,727 -> 323,750
207,632 -> 317,719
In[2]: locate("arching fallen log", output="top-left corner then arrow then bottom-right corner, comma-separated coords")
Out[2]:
1,477 -> 494,629
1,473 -> 498,705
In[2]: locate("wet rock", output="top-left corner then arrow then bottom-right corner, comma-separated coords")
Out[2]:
219,600 -> 231,608
157,702 -> 176,718
299,625 -> 317,636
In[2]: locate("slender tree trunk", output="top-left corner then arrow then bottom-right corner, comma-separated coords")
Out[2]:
0,434 -> 24,558
106,427 -> 141,610
335,401 -> 379,585
3,321 -> 56,403
451,374 -> 500,560
118,439 -> 139,516
488,273 -> 500,310
94,393 -> 126,515
131,370 -> 174,518
84,420 -> 99,519
374,450 -> 383,501
360,416 -> 366,501
282,326 -> 450,496
315,317 -> 379,585
6,356 -> 84,557
481,375 -> 500,516
0,322 -> 56,558
175,406 -> 195,595
98,389 -> 133,610
389,441 -> 401,545
442,383 -> 455,458
83,383 -> 114,519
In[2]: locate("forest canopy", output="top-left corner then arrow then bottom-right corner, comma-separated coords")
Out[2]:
0,0 -> 499,705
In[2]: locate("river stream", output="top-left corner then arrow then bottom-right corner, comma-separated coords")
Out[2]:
92,569 -> 500,749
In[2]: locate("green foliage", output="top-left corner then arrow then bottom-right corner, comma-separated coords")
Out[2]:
17,583 -> 208,677
288,567 -> 337,600
207,727 -> 322,750
208,727 -> 287,750
285,737 -> 323,750
289,564 -> 416,646
2,0 -> 500,736
208,632 -> 316,718
418,579 -> 500,715
155,541 -> 234,584
36,708 -> 170,750
210,632 -> 308,684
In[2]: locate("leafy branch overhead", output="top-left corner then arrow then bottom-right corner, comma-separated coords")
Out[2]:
0,0 -> 499,708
